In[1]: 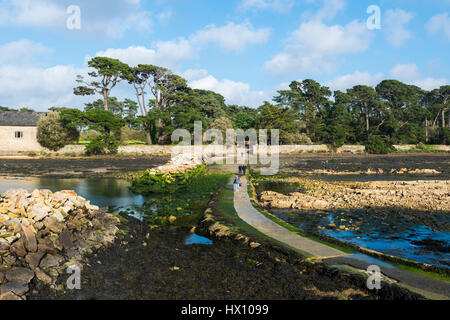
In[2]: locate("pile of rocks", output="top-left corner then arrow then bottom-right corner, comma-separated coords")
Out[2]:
259,179 -> 450,214
0,189 -> 119,300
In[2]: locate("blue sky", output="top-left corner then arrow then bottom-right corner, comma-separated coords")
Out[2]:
0,0 -> 449,111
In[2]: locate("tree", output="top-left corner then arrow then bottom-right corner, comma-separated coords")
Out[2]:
85,97 -> 124,117
74,57 -> 130,111
347,85 -> 383,141
274,79 -> 331,142
84,110 -> 126,154
37,112 -> 79,151
207,117 -> 233,140
256,102 -> 301,144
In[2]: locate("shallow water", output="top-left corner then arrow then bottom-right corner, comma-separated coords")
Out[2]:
272,209 -> 450,268
184,233 -> 213,245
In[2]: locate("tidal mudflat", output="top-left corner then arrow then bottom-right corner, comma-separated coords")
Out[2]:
253,154 -> 450,269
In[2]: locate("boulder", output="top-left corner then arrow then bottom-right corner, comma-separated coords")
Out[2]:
0,281 -> 28,295
34,268 -> 53,285
5,267 -> 35,284
20,224 -> 37,253
0,291 -> 23,300
28,204 -> 51,221
40,254 -> 63,269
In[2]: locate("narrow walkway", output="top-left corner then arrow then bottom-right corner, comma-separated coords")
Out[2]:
233,176 -> 345,258
232,176 -> 450,299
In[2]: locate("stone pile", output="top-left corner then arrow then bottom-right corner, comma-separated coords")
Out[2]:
259,179 -> 450,214
0,189 -> 119,300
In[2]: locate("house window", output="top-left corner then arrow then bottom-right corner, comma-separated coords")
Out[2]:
15,131 -> 24,139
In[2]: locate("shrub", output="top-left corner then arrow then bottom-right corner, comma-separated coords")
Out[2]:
120,126 -> 147,145
37,112 -> 79,151
85,135 -> 120,155
80,129 -> 101,141
130,163 -> 209,194
282,132 -> 312,145
365,136 -> 394,154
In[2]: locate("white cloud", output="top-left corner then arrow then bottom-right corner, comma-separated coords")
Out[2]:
384,9 -> 415,48
93,21 -> 270,69
0,0 -> 152,39
388,64 -> 421,81
0,40 -> 52,65
191,21 -> 270,52
264,19 -> 372,76
187,70 -> 270,107
0,64 -> 90,110
325,71 -> 385,91
92,40 -> 195,70
426,12 -> 450,41
325,64 -> 448,92
239,0 -> 295,13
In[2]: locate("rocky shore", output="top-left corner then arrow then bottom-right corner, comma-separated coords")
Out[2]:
258,178 -> 450,232
0,189 -> 119,300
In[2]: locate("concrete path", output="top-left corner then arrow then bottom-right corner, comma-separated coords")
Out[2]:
233,176 -> 345,258
232,176 -> 450,299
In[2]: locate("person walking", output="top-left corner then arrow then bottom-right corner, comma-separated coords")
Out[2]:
238,165 -> 242,175
233,175 -> 240,192
242,165 -> 247,175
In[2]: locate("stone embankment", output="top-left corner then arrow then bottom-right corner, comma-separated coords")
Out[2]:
258,179 -> 450,231
0,189 -> 119,300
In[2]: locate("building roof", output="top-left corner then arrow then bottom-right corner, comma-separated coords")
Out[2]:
0,111 -> 46,127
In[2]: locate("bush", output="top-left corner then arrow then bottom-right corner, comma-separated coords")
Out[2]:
80,129 -> 101,141
365,136 -> 394,154
130,163 -> 209,194
281,132 -> 312,145
120,126 -> 147,145
85,135 -> 120,155
37,112 -> 79,151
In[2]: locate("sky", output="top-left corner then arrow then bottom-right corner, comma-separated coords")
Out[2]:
0,0 -> 449,111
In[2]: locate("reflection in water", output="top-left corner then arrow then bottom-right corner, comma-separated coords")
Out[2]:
0,177 -> 148,216
272,209 -> 450,268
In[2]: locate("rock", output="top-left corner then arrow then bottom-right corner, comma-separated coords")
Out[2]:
20,224 -> 37,253
51,211 -> 65,223
43,216 -> 65,233
0,291 -> 23,300
0,272 -> 4,284
0,282 -> 28,295
28,204 -> 51,221
250,242 -> 261,248
25,252 -> 45,269
35,268 -> 53,285
10,238 -> 27,257
58,230 -> 74,250
5,267 -> 35,284
40,254 -> 63,269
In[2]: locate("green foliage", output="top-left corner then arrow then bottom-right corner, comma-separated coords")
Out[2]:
365,136 -> 394,154
130,163 -> 209,194
130,164 -> 228,226
36,112 -> 80,151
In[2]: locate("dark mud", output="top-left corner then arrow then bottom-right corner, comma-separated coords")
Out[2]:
259,153 -> 450,180
28,214 -> 424,300
0,156 -> 170,178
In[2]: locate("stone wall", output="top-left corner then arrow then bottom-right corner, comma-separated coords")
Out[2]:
0,138 -> 449,156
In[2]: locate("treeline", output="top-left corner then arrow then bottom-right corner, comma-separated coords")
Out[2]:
4,56 -> 449,153
69,57 -> 449,148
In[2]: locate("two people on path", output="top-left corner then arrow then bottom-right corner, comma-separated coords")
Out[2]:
238,165 -> 248,175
